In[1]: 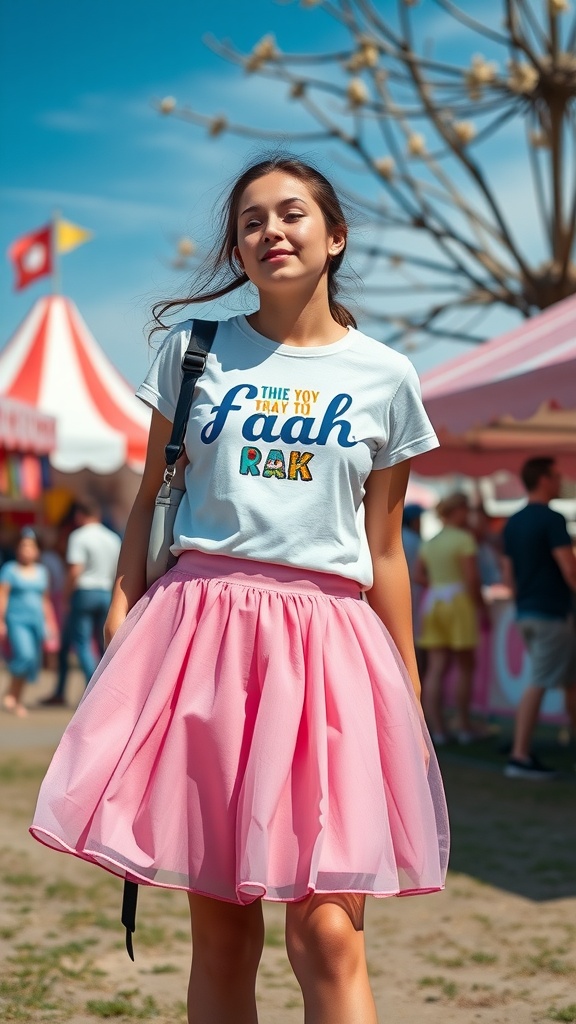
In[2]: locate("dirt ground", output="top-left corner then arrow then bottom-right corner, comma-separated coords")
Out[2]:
1,669 -> 576,1023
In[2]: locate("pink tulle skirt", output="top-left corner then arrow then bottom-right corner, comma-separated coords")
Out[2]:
30,552 -> 449,903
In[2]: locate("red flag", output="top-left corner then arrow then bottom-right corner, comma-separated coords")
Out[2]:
8,224 -> 53,290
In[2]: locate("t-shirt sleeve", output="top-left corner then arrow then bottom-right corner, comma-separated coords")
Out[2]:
66,531 -> 86,567
373,362 -> 439,470
135,323 -> 189,423
547,510 -> 572,550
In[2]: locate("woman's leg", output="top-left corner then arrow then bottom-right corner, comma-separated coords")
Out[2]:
187,893 -> 264,1024
421,648 -> 451,738
453,648 -> 476,733
2,674 -> 27,715
285,893 -> 377,1024
3,621 -> 34,715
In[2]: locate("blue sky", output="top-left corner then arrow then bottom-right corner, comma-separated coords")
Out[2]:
0,0 -> 542,386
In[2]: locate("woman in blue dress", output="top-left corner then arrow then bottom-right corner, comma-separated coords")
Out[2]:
0,530 -> 52,717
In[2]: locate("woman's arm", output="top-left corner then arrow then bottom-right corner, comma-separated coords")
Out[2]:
0,580 -> 10,637
104,409 -> 173,646
459,553 -> 484,608
364,459 -> 421,699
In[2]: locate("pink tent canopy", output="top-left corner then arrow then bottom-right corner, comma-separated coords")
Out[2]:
417,292 -> 576,477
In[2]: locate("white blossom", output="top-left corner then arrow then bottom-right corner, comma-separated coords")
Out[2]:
347,78 -> 369,107
407,132 -> 426,156
453,120 -> 477,145
177,237 -> 196,258
374,156 -> 395,180
507,60 -> 539,94
159,96 -> 176,114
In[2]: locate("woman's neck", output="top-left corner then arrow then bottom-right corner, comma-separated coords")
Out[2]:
247,289 -> 347,348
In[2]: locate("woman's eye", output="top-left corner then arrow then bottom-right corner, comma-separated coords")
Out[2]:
285,212 -> 304,221
245,219 -> 260,229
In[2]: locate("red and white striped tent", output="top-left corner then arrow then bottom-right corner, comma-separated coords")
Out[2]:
0,296 -> 150,474
418,292 -> 576,478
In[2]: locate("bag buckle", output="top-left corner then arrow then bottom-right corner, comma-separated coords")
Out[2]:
163,466 -> 176,485
181,351 -> 206,374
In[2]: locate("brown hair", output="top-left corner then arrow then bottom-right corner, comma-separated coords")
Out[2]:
150,156 -> 356,336
436,492 -> 469,521
520,456 -> 556,492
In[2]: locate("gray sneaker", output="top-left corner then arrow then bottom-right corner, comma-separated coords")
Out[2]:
504,755 -> 559,780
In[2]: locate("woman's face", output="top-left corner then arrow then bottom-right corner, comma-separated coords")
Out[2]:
235,171 -> 345,296
17,538 -> 39,565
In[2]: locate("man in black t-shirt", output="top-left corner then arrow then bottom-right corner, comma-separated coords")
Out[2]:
503,457 -> 576,778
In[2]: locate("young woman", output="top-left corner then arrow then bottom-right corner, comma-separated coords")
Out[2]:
0,530 -> 54,717
31,157 -> 449,1024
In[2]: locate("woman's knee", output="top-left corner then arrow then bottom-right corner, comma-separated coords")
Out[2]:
286,899 -> 365,984
189,896 -> 264,979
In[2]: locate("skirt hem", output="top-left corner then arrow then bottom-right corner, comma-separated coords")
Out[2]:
29,826 -> 444,903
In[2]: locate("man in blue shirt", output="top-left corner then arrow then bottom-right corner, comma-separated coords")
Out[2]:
503,457 -> 576,778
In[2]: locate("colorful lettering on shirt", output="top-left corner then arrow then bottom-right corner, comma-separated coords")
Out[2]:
239,447 -> 314,481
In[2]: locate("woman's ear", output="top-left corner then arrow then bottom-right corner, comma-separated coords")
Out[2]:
328,231 -> 346,257
234,246 -> 244,267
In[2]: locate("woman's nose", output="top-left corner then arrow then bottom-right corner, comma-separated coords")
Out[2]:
263,219 -> 285,242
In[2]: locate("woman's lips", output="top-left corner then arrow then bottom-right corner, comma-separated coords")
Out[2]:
262,250 -> 294,262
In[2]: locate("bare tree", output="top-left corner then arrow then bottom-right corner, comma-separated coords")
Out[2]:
157,0 -> 576,350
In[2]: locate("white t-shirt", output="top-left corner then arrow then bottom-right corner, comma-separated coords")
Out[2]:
136,315 -> 439,588
67,522 -> 121,591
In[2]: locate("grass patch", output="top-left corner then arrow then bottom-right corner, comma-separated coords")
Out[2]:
512,939 -> 576,977
86,990 -> 158,1019
264,924 -> 284,948
418,975 -> 458,998
425,952 -> 466,968
60,909 -> 117,931
4,873 -> 41,887
0,939 -> 98,1021
149,963 -> 180,974
44,879 -> 84,901
549,1007 -> 576,1022
0,759 -> 46,784
470,951 -> 498,965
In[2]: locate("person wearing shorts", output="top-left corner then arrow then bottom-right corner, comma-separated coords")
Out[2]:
503,457 -> 576,779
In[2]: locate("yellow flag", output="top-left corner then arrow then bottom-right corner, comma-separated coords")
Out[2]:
56,219 -> 93,254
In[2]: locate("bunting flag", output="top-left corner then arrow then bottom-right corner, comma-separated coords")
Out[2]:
8,224 -> 53,290
56,219 -> 93,254
8,218 -> 93,290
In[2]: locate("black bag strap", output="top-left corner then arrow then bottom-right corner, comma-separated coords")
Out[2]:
121,318 -> 218,961
163,318 -> 219,469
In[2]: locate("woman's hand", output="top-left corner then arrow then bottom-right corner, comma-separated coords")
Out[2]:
103,600 -> 128,649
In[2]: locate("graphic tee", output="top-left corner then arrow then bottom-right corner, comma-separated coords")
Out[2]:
137,315 -> 439,587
